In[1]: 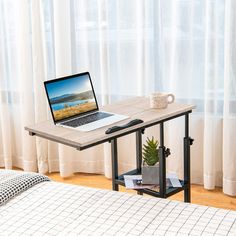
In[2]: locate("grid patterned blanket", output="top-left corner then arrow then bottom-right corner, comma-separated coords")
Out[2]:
0,180 -> 235,235
0,170 -> 50,206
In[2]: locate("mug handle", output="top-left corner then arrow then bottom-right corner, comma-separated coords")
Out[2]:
167,94 -> 175,104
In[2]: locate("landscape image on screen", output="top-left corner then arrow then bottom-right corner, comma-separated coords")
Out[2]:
46,75 -> 97,121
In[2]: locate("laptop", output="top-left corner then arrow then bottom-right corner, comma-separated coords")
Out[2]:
44,72 -> 128,131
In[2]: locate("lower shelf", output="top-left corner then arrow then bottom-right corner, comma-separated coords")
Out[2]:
116,169 -> 186,198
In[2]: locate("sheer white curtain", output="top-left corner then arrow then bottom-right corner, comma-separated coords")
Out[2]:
0,0 -> 235,195
222,0 -> 236,195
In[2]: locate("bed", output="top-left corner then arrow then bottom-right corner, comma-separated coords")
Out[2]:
0,170 -> 235,236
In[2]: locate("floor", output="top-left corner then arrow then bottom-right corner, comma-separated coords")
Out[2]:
47,172 -> 236,211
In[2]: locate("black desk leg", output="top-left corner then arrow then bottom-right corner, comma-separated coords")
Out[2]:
111,139 -> 119,191
159,122 -> 166,198
136,130 -> 143,195
136,130 -> 142,172
184,113 -> 191,203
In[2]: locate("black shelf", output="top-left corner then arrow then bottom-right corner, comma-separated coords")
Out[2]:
109,111 -> 193,202
116,169 -> 186,198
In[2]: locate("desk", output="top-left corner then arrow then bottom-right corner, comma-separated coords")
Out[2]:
25,97 -> 195,202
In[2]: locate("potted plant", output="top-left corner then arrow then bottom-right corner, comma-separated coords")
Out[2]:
142,137 -> 160,185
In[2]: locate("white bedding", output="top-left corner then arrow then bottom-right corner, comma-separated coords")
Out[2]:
0,181 -> 235,236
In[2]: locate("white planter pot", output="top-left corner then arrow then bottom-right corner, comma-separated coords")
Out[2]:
142,163 -> 159,185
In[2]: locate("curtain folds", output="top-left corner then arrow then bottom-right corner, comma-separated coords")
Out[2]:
0,0 -> 235,196
222,0 -> 236,196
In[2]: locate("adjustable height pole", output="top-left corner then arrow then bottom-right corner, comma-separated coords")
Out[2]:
184,113 -> 192,202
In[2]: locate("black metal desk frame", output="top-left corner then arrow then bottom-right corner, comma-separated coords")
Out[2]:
109,111 -> 194,203
28,110 -> 194,202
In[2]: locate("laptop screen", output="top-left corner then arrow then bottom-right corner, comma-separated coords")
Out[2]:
44,72 -> 98,123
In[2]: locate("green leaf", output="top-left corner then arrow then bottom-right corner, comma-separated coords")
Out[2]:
142,136 -> 159,166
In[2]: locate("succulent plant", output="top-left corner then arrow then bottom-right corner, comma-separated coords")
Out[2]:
142,137 -> 159,166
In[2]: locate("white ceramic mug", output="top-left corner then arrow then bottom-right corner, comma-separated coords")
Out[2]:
150,92 -> 175,109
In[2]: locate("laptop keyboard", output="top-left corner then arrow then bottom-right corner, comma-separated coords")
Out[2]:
61,112 -> 113,128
